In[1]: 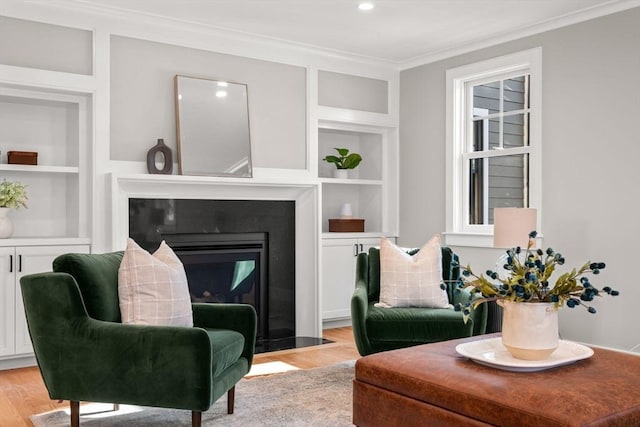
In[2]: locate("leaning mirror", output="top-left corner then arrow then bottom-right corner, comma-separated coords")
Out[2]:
174,75 -> 252,177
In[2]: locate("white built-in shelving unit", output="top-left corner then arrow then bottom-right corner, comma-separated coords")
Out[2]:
0,84 -> 91,242
316,70 -> 399,324
0,70 -> 92,369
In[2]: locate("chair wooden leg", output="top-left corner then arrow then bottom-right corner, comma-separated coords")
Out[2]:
70,401 -> 80,427
227,386 -> 236,414
192,410 -> 202,427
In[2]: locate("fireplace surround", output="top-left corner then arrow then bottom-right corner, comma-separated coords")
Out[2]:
112,174 -> 321,340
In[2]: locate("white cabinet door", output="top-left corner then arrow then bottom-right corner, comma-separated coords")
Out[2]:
0,248 -> 16,357
322,238 -> 379,320
14,245 -> 90,355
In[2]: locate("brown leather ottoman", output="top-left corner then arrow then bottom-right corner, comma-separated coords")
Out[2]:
353,334 -> 640,427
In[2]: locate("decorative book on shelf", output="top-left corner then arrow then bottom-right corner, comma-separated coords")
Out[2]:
328,219 -> 365,232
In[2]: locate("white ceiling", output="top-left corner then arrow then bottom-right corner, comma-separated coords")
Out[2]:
63,0 -> 637,65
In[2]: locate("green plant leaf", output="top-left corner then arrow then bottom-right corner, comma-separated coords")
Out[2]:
342,153 -> 362,169
335,147 -> 350,156
323,155 -> 340,165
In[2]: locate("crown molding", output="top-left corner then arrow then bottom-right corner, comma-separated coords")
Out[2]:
398,0 -> 640,70
15,0 -> 398,71
11,0 -> 640,71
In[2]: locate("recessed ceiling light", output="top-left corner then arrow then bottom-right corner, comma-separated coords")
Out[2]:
358,2 -> 374,11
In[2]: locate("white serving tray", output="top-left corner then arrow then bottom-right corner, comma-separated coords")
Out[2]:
455,337 -> 594,372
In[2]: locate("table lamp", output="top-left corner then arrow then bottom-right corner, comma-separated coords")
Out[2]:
488,207 -> 537,333
493,207 -> 537,249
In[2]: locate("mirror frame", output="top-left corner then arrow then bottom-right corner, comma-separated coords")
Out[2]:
174,74 -> 253,177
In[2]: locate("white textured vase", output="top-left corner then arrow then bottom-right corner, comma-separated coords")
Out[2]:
498,299 -> 559,360
333,169 -> 349,179
340,203 -> 353,219
0,208 -> 14,238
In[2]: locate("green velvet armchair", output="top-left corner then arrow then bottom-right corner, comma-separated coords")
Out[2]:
19,251 -> 257,427
351,246 -> 487,356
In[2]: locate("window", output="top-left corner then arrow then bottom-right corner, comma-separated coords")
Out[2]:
445,49 -> 541,247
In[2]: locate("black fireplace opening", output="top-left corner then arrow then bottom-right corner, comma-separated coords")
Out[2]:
163,232 -> 268,341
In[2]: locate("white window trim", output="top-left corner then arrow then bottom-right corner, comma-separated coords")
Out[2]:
444,48 -> 542,247
473,107 -> 490,225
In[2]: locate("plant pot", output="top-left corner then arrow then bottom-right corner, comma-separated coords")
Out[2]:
0,208 -> 14,238
333,169 -> 349,179
497,299 -> 559,360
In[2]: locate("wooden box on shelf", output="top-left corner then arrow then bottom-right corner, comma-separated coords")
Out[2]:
8,151 -> 38,165
328,219 -> 365,232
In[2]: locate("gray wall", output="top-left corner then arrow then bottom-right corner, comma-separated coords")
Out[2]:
400,8 -> 640,352
110,36 -> 307,169
318,70 -> 388,113
0,16 -> 92,74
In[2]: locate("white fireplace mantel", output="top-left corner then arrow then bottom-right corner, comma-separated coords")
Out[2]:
111,173 -> 322,337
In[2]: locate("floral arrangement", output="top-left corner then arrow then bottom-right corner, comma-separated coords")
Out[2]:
456,231 -> 618,320
0,180 -> 28,209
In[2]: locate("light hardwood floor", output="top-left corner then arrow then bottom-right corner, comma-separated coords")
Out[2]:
0,327 -> 359,427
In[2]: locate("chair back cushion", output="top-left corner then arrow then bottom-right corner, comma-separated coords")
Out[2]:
53,251 -> 124,322
367,245 -> 459,303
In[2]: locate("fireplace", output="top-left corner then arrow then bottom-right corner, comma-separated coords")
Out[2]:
163,232 -> 268,339
128,198 -> 297,347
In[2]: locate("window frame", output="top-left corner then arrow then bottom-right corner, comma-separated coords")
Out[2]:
444,48 -> 542,247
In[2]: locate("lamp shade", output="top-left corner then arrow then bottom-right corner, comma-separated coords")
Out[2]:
493,208 -> 537,248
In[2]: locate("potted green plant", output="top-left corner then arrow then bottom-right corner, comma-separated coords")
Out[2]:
323,148 -> 362,179
456,231 -> 619,360
0,180 -> 28,238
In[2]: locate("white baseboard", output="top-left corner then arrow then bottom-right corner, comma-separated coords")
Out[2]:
0,355 -> 37,371
323,318 -> 352,329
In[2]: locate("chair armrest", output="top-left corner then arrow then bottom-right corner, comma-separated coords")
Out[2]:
192,303 -> 257,368
351,253 -> 373,356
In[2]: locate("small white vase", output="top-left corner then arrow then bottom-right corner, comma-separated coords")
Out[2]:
0,208 -> 14,238
333,169 -> 349,179
498,299 -> 559,360
340,203 -> 353,219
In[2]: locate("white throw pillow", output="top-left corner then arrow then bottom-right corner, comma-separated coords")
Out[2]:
118,238 -> 193,327
376,235 -> 451,309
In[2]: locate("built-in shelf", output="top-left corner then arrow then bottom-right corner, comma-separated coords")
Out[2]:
322,232 -> 392,240
318,126 -> 382,181
0,237 -> 91,247
318,178 -> 383,185
317,118 -> 397,237
0,164 -> 79,174
0,83 -> 89,240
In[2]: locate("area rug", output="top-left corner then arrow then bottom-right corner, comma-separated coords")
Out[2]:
31,361 -> 355,426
